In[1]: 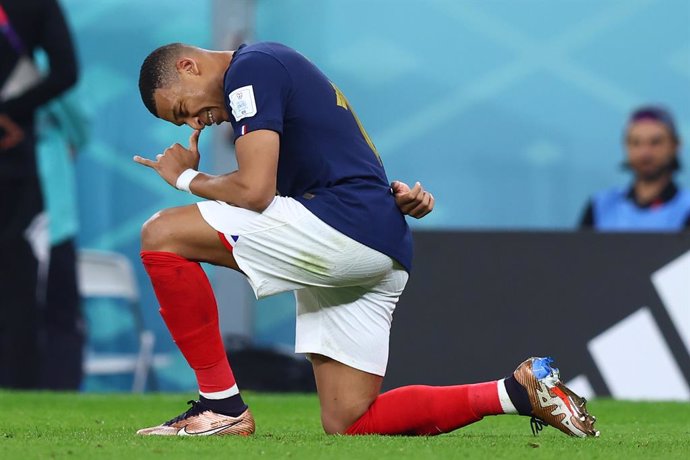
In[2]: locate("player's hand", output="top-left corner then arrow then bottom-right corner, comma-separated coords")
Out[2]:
0,113 -> 25,151
133,130 -> 202,188
391,180 -> 434,219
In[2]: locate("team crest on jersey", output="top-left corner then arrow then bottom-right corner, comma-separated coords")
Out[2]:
228,85 -> 257,121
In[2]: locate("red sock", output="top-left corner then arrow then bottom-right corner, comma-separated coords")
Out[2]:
345,381 -> 504,435
141,251 -> 236,394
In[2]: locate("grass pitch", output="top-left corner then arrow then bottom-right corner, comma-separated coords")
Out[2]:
1,391 -> 689,459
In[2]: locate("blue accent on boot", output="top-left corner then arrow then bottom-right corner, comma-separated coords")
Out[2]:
532,357 -> 554,379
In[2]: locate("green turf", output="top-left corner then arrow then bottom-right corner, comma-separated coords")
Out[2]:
1,391 -> 688,459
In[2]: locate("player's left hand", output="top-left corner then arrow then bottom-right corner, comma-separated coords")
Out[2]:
133,130 -> 202,188
391,180 -> 434,219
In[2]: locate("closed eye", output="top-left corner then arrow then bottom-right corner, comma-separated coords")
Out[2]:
173,102 -> 188,126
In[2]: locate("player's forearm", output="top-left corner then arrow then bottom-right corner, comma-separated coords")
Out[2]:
189,170 -> 275,213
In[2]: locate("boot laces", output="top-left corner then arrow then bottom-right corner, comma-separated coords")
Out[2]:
164,400 -> 207,426
530,416 -> 546,436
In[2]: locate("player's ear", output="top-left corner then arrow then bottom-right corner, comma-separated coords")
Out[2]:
176,57 -> 200,76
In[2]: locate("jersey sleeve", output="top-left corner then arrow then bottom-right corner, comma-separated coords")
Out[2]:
224,51 -> 290,141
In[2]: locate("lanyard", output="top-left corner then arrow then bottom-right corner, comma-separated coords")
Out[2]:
0,4 -> 26,54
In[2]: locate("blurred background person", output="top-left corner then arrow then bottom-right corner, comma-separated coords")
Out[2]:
0,0 -> 78,389
35,89 -> 88,390
580,106 -> 690,231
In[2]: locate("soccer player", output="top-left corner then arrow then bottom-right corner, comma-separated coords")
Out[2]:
134,42 -> 598,438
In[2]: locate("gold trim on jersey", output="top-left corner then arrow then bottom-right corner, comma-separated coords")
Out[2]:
330,82 -> 382,165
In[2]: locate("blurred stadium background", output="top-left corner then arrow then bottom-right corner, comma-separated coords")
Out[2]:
53,0 -> 689,394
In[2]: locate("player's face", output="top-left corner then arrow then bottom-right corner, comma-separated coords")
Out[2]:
625,120 -> 677,181
154,72 -> 229,130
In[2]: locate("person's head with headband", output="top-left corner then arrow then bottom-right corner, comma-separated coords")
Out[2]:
623,105 -> 681,180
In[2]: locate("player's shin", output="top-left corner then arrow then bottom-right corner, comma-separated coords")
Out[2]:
141,251 -> 246,416
345,381 -> 518,436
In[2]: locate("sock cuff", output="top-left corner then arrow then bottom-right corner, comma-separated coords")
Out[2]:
200,384 -> 240,399
503,375 -> 533,416
497,379 -> 518,414
199,390 -> 248,418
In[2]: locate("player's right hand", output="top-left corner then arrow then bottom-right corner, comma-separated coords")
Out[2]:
134,129 -> 202,188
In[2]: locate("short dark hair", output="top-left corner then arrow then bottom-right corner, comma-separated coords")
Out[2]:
138,43 -> 188,116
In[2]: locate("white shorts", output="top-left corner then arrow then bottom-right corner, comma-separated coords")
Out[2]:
196,197 -> 409,376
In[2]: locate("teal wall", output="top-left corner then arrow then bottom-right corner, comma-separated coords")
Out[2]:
256,0 -> 690,229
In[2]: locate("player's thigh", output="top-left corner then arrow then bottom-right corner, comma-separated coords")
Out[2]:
295,266 -> 408,377
304,268 -> 409,434
311,353 -> 382,434
141,204 -> 238,269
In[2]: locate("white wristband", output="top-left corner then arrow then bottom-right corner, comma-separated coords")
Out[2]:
175,168 -> 200,193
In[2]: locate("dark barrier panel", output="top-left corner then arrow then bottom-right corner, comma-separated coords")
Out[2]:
385,231 -> 690,400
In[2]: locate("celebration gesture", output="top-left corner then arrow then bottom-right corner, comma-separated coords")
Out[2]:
134,129 -> 201,188
391,180 -> 434,219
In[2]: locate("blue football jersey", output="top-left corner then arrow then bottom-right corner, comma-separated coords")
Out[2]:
223,42 -> 412,271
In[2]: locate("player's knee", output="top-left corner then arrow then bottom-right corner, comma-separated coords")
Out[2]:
141,209 -> 175,251
321,413 -> 349,435
320,408 -> 363,435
